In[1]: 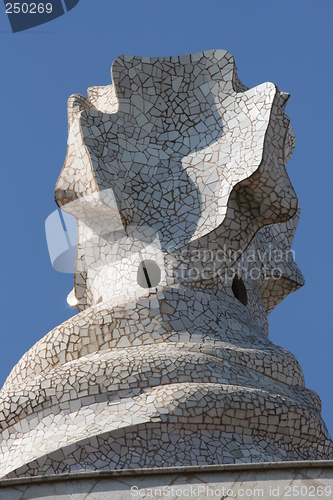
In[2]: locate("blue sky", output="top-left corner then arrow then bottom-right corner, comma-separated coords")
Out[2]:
1,0 -> 332,437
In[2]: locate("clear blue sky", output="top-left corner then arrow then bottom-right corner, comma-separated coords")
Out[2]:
1,1 -> 332,437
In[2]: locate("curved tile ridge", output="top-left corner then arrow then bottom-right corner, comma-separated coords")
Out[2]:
6,426 -> 330,478
180,82 -> 298,282
1,383 -> 332,478
2,285 -> 302,390
0,342 -> 318,433
56,94 -> 99,207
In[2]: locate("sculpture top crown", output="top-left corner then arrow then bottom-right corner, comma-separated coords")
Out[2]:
55,50 -> 303,311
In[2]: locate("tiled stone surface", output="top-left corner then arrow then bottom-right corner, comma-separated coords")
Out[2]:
0,466 -> 332,499
0,50 -> 331,479
54,50 -> 304,314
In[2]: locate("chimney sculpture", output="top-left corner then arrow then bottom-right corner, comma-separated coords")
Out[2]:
0,50 -> 332,479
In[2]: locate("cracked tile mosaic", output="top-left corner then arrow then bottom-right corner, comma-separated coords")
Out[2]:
0,49 -> 331,479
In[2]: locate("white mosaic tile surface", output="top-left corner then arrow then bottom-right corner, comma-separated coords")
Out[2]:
0,50 -> 331,479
